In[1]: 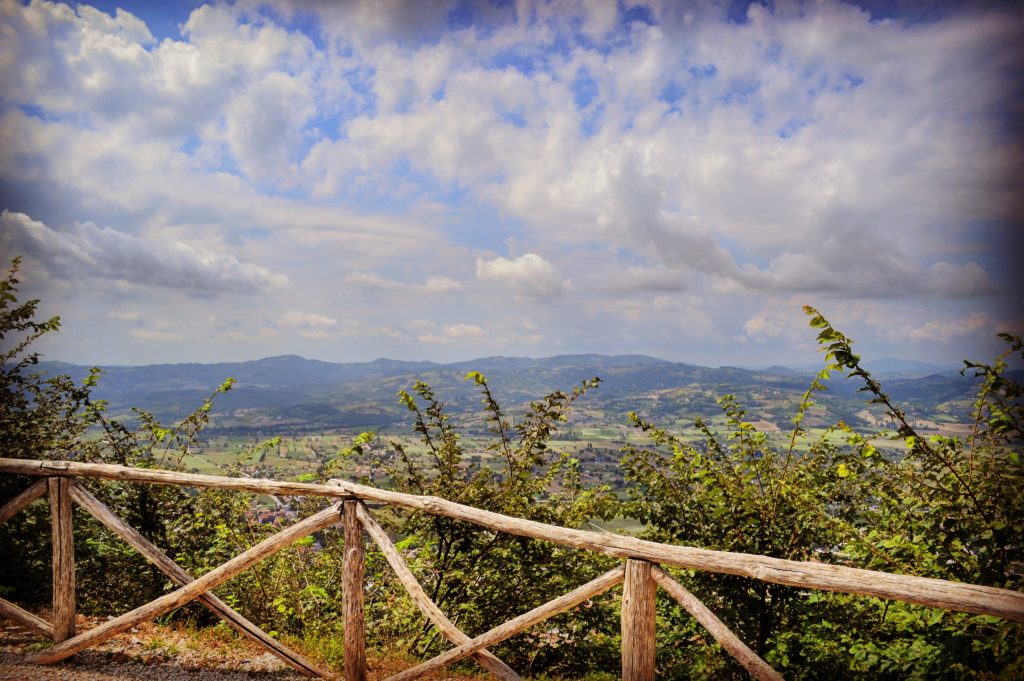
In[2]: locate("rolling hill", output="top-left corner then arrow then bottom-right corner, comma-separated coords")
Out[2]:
35,354 -> 977,434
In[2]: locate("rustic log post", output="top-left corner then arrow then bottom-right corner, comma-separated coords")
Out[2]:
28,503 -> 342,665
48,477 -> 75,643
622,559 -> 656,681
343,500 -> 366,681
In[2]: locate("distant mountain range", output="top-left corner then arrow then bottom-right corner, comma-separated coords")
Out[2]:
33,353 -> 979,433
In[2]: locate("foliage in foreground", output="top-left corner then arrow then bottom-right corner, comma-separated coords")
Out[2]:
1,257 -> 1021,678
622,307 -> 1023,679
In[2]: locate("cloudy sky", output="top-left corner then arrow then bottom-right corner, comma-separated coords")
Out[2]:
1,0 -> 1021,368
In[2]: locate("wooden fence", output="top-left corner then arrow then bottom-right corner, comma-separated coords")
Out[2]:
1,457 -> 1022,681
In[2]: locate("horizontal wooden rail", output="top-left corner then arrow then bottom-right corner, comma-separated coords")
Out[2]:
2,458 -> 1023,624
0,458 -> 350,498
322,478 -> 1024,622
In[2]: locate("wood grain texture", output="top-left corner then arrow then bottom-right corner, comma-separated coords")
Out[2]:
355,502 -> 521,681
653,567 -> 783,681
319,478 -> 1024,622
3,460 -> 1021,622
27,503 -> 342,665
0,597 -> 53,637
621,560 -> 655,681
343,501 -> 366,681
0,458 -> 349,499
48,477 -> 75,643
384,566 -> 625,681
68,481 -> 334,679
0,478 -> 47,524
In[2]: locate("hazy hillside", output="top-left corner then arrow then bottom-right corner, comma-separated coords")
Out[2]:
35,354 -> 978,434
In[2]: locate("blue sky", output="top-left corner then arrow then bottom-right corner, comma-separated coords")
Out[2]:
0,0 -> 1021,367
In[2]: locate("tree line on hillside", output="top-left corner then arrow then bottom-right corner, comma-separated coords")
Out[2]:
1,257 -> 1021,679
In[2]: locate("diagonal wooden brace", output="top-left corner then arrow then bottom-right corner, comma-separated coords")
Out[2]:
67,480 -> 335,679
355,501 -> 521,681
0,480 -> 55,638
652,567 -> 783,681
0,597 -> 53,638
0,479 -> 48,524
26,502 -> 343,665
384,566 -> 625,681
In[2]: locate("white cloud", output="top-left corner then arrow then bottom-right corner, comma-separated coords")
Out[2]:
333,321 -> 409,341
0,0 -> 1017,365
342,272 -> 402,290
601,265 -> 687,293
894,313 -> 993,344
106,310 -> 141,322
442,323 -> 485,338
130,328 -> 184,343
280,310 -> 337,329
417,322 -> 487,344
744,312 -> 798,344
475,253 -> 569,299
419,276 -> 464,294
221,71 -> 316,184
316,2 -> 1016,304
342,272 -> 464,294
0,210 -> 288,293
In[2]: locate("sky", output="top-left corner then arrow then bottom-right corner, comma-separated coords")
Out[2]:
0,0 -> 1021,368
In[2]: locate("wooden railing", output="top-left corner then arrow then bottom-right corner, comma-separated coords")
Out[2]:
1,458 -> 1022,681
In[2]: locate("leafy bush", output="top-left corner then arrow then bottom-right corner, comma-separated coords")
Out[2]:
345,374 -> 621,676
622,307 -> 1023,679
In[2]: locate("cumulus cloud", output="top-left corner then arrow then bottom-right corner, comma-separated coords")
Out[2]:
106,310 -> 141,322
601,265 -> 688,293
475,253 -> 569,299
130,328 -> 184,343
747,251 -> 999,298
420,276 -> 464,294
0,0 -> 1017,364
893,313 -> 993,344
278,311 -> 337,340
343,272 -> 464,294
342,272 -> 402,290
280,310 -> 337,329
417,322 -> 487,344
221,71 -> 315,184
0,211 -> 288,293
314,1 -> 1017,303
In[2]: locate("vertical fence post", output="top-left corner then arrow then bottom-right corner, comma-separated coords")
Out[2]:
48,477 -> 75,643
343,500 -> 366,681
622,559 -> 656,681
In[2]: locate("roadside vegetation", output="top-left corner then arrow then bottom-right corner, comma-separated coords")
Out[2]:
1,257 -> 1021,679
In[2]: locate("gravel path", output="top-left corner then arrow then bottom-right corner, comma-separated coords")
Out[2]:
0,650 -> 307,680
0,621 -> 308,681
0,621 -> 488,681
